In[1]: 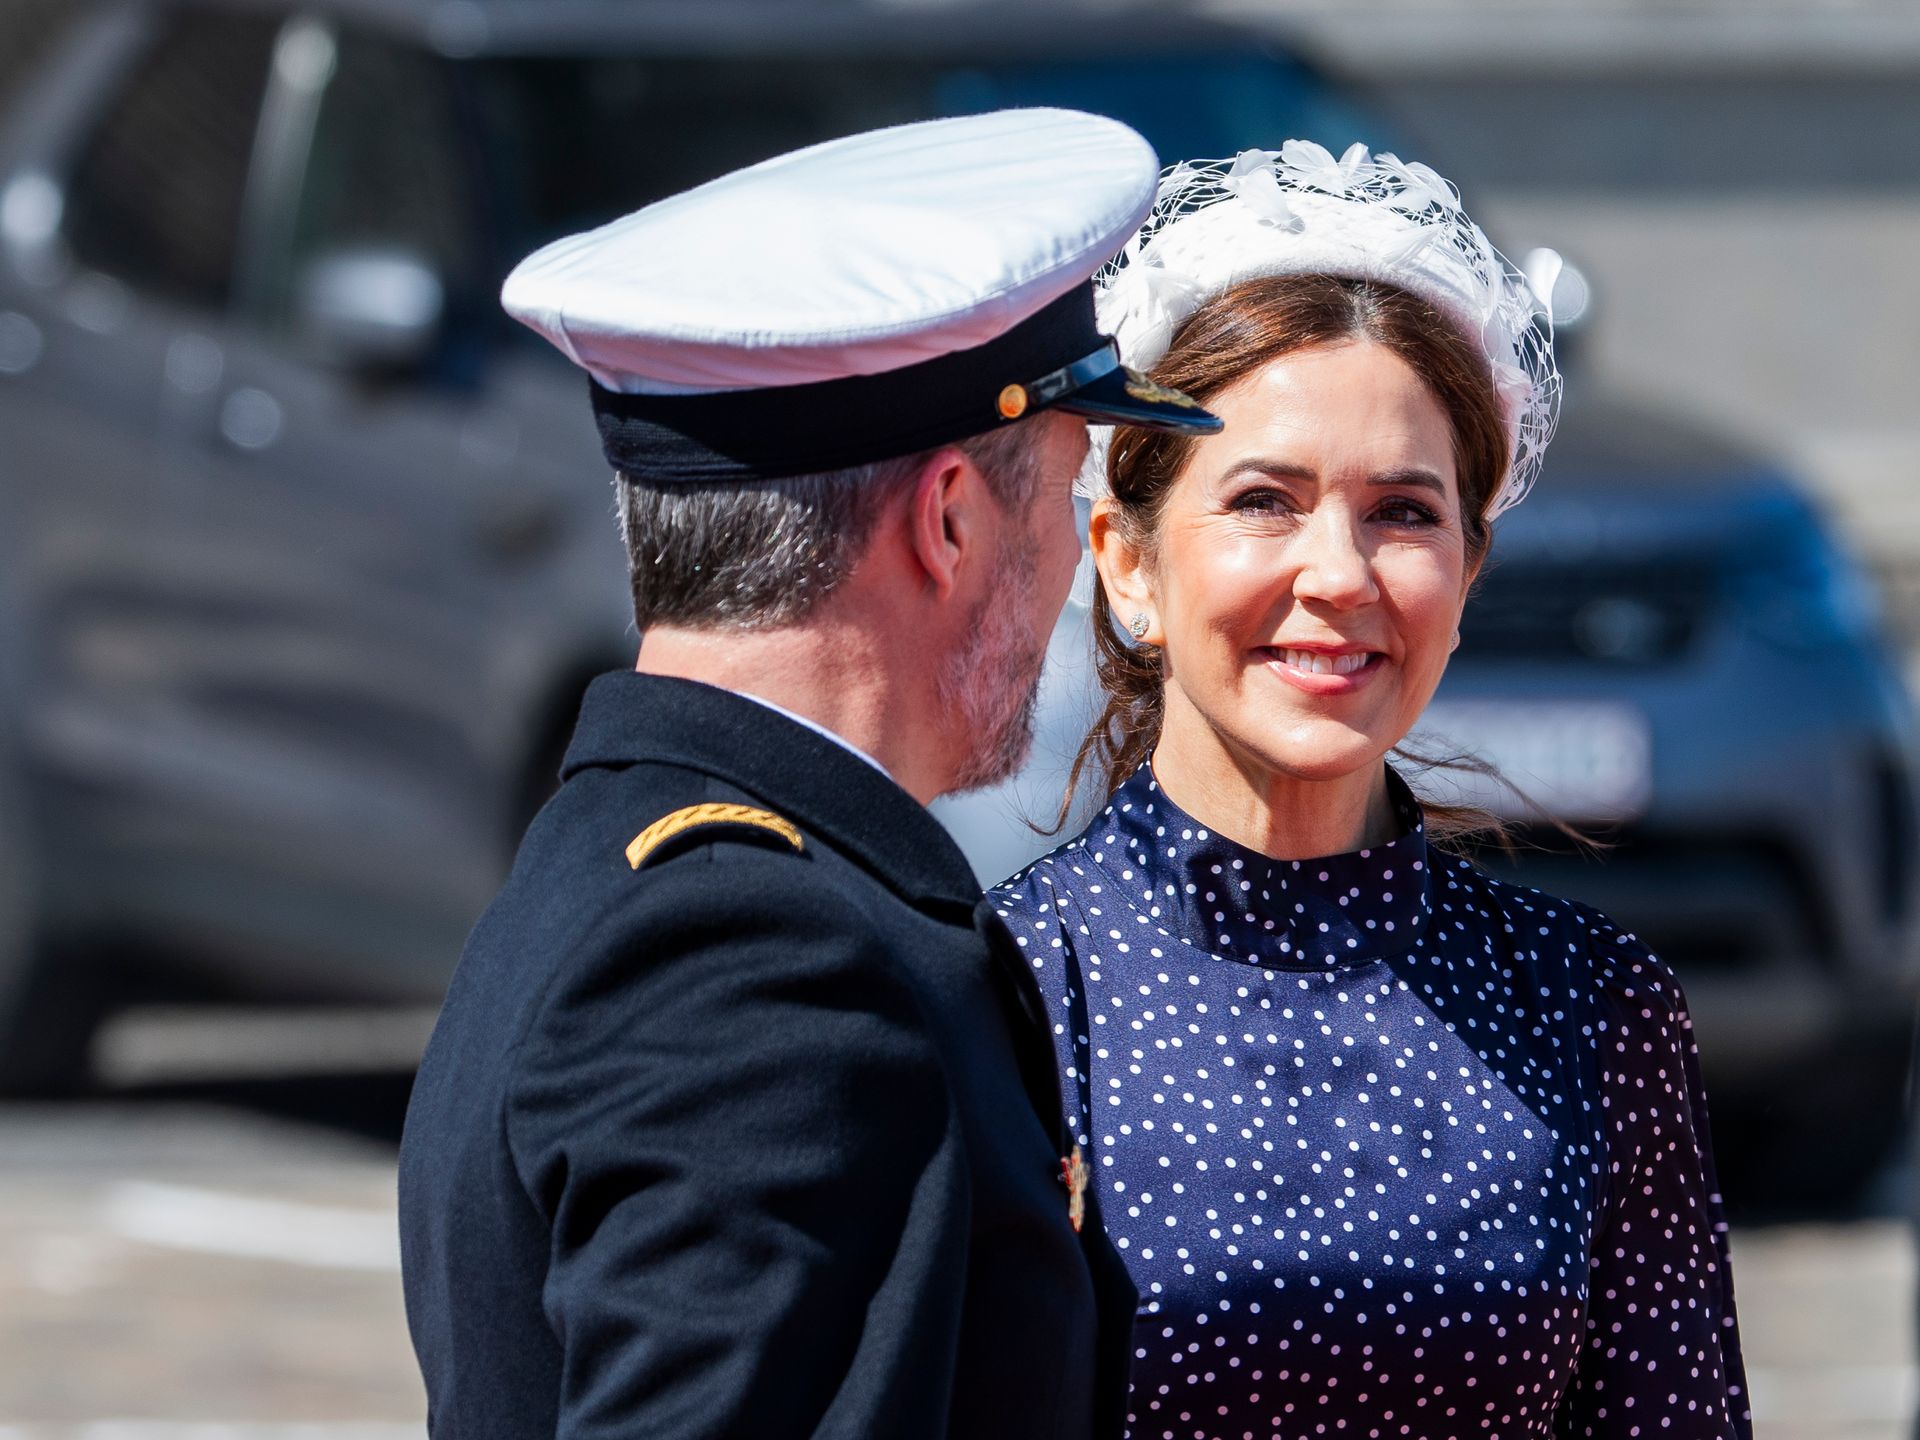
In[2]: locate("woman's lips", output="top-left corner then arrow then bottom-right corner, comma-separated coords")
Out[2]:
1258,646 -> 1385,695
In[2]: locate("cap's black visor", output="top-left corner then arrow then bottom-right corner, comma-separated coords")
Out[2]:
1041,351 -> 1223,435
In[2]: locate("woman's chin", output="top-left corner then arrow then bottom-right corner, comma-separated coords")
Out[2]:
1228,717 -> 1396,786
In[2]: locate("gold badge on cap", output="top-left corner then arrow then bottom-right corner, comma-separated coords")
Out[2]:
1059,1144 -> 1089,1233
1124,374 -> 1206,410
997,383 -> 1029,420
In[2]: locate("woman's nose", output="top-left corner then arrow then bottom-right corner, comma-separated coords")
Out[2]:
1290,510 -> 1377,609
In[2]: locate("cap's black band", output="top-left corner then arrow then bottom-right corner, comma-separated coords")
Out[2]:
591,284 -> 1104,484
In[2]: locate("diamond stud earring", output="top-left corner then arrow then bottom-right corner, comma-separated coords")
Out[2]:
1128,612 -> 1151,640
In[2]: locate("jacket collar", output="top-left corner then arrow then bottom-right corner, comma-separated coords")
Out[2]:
561,671 -> 982,912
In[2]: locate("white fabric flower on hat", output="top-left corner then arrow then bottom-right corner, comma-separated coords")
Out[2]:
1096,254 -> 1201,379
1274,139 -> 1370,196
1220,151 -> 1303,231
1080,142 -> 1560,520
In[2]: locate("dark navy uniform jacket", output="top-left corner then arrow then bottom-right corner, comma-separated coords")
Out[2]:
398,672 -> 1136,1439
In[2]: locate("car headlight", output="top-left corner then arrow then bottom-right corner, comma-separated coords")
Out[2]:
1733,519 -> 1883,651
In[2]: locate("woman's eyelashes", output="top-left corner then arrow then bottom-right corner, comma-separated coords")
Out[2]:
1226,483 -> 1298,518
1223,484 -> 1445,529
1373,495 -> 1444,528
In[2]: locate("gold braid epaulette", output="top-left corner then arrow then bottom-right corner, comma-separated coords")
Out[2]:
625,804 -> 806,870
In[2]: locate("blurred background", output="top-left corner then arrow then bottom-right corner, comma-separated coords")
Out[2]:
2,0 -> 1918,1435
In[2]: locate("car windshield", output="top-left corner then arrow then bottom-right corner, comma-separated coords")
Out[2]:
468,51 -> 1396,266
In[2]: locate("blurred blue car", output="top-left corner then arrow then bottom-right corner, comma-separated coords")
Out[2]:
0,0 -> 1913,1205
1435,404 -> 1920,1208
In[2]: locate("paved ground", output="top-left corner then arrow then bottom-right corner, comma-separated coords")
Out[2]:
0,1011 -> 1911,1439
1738,1219 -> 1915,1440
0,1099 -> 421,1434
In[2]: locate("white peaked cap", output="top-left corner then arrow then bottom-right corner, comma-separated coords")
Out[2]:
505,108 -> 1162,395
499,108 -> 1220,484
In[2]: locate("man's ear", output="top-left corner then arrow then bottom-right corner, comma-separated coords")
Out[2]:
1090,496 -> 1158,644
905,446 -> 983,601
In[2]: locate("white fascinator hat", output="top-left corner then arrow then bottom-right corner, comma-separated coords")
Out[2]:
1087,141 -> 1561,519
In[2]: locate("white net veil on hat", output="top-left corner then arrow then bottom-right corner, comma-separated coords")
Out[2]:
1084,141 -> 1561,519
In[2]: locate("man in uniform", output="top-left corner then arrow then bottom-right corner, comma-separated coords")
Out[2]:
397,109 -> 1220,1439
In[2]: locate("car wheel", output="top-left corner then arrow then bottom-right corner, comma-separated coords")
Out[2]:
0,761 -> 99,1096
1714,1022 -> 1912,1218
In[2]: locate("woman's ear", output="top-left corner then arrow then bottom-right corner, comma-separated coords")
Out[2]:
1090,497 -> 1160,646
1457,546 -> 1486,628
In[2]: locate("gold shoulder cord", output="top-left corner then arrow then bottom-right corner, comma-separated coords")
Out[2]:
626,803 -> 806,870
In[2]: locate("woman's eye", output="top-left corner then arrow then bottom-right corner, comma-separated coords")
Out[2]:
1230,487 -> 1293,516
1375,497 -> 1442,526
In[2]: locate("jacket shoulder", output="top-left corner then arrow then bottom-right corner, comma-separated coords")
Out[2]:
480,762 -> 889,1065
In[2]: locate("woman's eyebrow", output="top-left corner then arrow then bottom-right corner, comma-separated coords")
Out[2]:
1369,467 -> 1447,496
1220,458 -> 1317,484
1217,461 -> 1449,497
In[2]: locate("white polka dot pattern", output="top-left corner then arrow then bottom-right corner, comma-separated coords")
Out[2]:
992,763 -> 1749,1439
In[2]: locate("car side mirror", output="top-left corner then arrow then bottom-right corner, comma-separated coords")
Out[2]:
293,247 -> 444,375
1521,247 -> 1593,333
1522,246 -> 1593,378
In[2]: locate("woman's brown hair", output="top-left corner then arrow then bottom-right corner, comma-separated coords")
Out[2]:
1064,272 -> 1513,845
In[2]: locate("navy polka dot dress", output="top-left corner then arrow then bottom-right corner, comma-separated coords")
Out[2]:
992,762 -> 1749,1439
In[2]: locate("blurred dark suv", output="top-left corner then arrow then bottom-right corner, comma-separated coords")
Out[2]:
1,0 -> 1914,1205
0,0 -> 1385,1085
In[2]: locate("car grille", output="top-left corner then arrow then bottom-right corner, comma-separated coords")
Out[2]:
1461,561 -> 1718,664
1470,831 -> 1830,974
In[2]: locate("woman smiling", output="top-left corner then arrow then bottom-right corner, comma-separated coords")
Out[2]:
992,145 -> 1748,1439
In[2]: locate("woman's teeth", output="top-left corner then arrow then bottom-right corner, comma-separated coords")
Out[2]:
1279,649 -> 1372,676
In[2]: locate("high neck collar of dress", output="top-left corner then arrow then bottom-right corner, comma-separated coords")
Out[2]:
1078,761 -> 1434,969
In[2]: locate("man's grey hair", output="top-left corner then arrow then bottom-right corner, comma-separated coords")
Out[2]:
615,421 -> 1048,632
